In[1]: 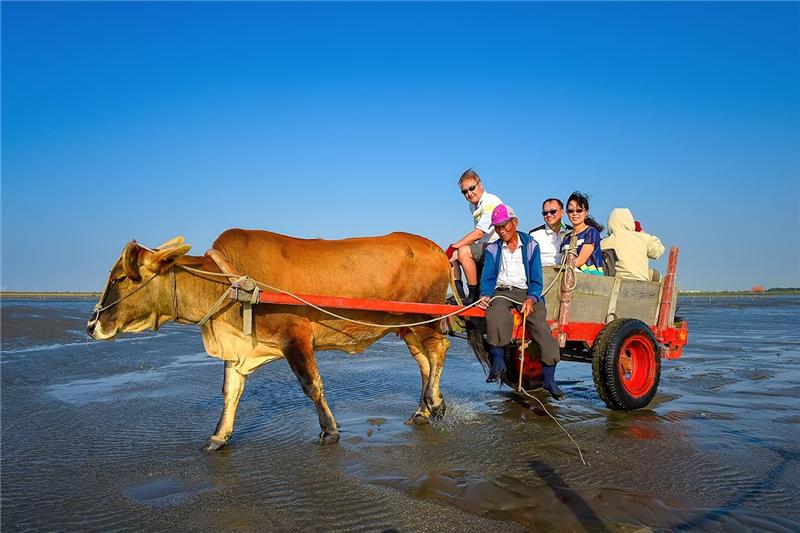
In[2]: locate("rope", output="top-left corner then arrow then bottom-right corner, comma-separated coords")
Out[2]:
92,272 -> 159,314
178,264 -> 239,281
515,385 -> 587,466
196,285 -> 236,328
517,307 -> 528,390
98,256 -> 564,331
541,260 -> 567,296
249,280 -> 500,329
174,264 -> 530,329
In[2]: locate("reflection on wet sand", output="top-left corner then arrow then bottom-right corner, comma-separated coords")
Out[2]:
2,297 -> 799,531
373,467 -> 798,532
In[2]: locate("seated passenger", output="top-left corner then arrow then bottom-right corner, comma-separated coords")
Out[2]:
529,197 -> 572,266
600,208 -> 665,281
446,169 -> 504,304
560,191 -> 605,276
476,204 -> 564,399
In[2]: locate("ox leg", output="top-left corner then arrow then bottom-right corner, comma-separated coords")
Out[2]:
203,361 -> 247,452
284,336 -> 339,445
416,326 -> 450,419
402,331 -> 433,425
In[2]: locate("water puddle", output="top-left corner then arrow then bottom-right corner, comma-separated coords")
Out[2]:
123,478 -> 214,508
48,370 -> 168,404
340,416 -> 413,445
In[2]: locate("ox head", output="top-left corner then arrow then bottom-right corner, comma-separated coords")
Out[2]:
87,236 -> 191,340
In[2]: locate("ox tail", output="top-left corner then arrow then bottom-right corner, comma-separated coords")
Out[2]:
446,258 -> 490,375
467,321 -> 491,374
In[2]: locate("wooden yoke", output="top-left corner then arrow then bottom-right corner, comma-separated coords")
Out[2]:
205,248 -> 259,336
205,248 -> 240,282
557,236 -> 578,347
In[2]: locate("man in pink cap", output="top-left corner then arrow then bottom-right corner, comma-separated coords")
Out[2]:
476,204 -> 564,399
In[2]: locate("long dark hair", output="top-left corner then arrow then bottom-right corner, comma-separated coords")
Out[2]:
567,191 -> 605,232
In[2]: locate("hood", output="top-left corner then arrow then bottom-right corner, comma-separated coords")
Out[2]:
607,208 -> 635,234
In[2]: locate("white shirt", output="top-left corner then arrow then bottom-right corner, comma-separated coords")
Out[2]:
470,191 -> 503,243
496,240 -> 528,290
529,223 -> 571,266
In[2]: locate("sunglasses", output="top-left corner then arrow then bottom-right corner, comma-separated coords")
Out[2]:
542,209 -> 560,216
567,208 -> 585,214
461,184 -> 478,195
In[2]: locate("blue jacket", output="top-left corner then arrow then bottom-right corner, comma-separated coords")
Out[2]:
480,231 -> 545,303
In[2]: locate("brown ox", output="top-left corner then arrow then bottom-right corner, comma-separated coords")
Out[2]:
87,229 -> 451,450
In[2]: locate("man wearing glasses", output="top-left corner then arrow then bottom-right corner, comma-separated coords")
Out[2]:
529,198 -> 571,266
446,169 -> 504,304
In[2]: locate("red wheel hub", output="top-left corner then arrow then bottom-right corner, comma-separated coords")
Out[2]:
617,334 -> 656,398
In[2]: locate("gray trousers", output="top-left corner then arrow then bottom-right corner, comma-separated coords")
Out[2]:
485,287 -> 561,365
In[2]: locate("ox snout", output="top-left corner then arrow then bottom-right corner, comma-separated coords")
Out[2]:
87,316 -> 116,340
87,318 -> 98,338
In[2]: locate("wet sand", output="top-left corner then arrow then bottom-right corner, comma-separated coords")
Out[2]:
2,297 -> 799,531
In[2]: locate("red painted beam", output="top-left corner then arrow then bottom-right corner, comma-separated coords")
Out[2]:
257,291 -> 486,318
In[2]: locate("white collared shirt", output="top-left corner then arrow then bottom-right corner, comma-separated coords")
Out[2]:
470,191 -> 503,243
529,223 -> 571,266
496,240 -> 528,290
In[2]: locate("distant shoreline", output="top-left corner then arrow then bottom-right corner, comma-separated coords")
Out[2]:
679,290 -> 799,297
1,292 -> 101,300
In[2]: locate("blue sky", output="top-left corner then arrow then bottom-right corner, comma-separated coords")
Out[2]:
2,1 -> 798,291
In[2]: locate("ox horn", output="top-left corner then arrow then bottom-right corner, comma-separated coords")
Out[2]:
122,241 -> 143,282
145,243 -> 192,274
155,236 -> 185,250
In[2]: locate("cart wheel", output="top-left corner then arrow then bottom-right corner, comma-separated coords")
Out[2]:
592,319 -> 661,410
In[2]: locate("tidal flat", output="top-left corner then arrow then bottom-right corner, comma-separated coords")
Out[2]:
1,296 -> 799,531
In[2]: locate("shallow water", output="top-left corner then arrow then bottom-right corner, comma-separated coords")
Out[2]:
2,296 -> 799,531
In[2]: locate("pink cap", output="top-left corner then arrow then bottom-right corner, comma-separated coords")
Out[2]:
491,204 -> 516,226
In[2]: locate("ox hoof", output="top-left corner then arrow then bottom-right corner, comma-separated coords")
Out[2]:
318,431 -> 340,445
406,412 -> 430,426
201,437 -> 228,452
429,401 -> 447,420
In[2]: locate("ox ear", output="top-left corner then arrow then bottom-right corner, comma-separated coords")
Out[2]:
122,241 -> 143,283
143,244 -> 191,274
155,236 -> 185,251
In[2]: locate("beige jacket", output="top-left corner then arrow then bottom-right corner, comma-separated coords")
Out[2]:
600,208 -> 665,281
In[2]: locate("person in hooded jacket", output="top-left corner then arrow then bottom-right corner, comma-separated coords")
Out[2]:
600,208 -> 665,281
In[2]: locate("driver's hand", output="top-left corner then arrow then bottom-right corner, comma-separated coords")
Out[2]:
477,296 -> 490,310
522,298 -> 535,316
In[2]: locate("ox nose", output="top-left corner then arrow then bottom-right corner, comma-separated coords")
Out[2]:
87,318 -> 97,338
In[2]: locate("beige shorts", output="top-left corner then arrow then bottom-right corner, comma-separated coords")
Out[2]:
469,241 -> 487,262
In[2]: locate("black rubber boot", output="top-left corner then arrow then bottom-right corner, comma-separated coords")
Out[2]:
465,284 -> 480,305
541,364 -> 565,400
487,346 -> 506,383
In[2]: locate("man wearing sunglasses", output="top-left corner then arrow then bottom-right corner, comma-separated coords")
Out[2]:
529,198 -> 571,266
445,169 -> 503,304
476,204 -> 564,399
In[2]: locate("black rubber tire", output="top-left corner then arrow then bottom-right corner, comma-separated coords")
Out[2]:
592,319 -> 661,410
